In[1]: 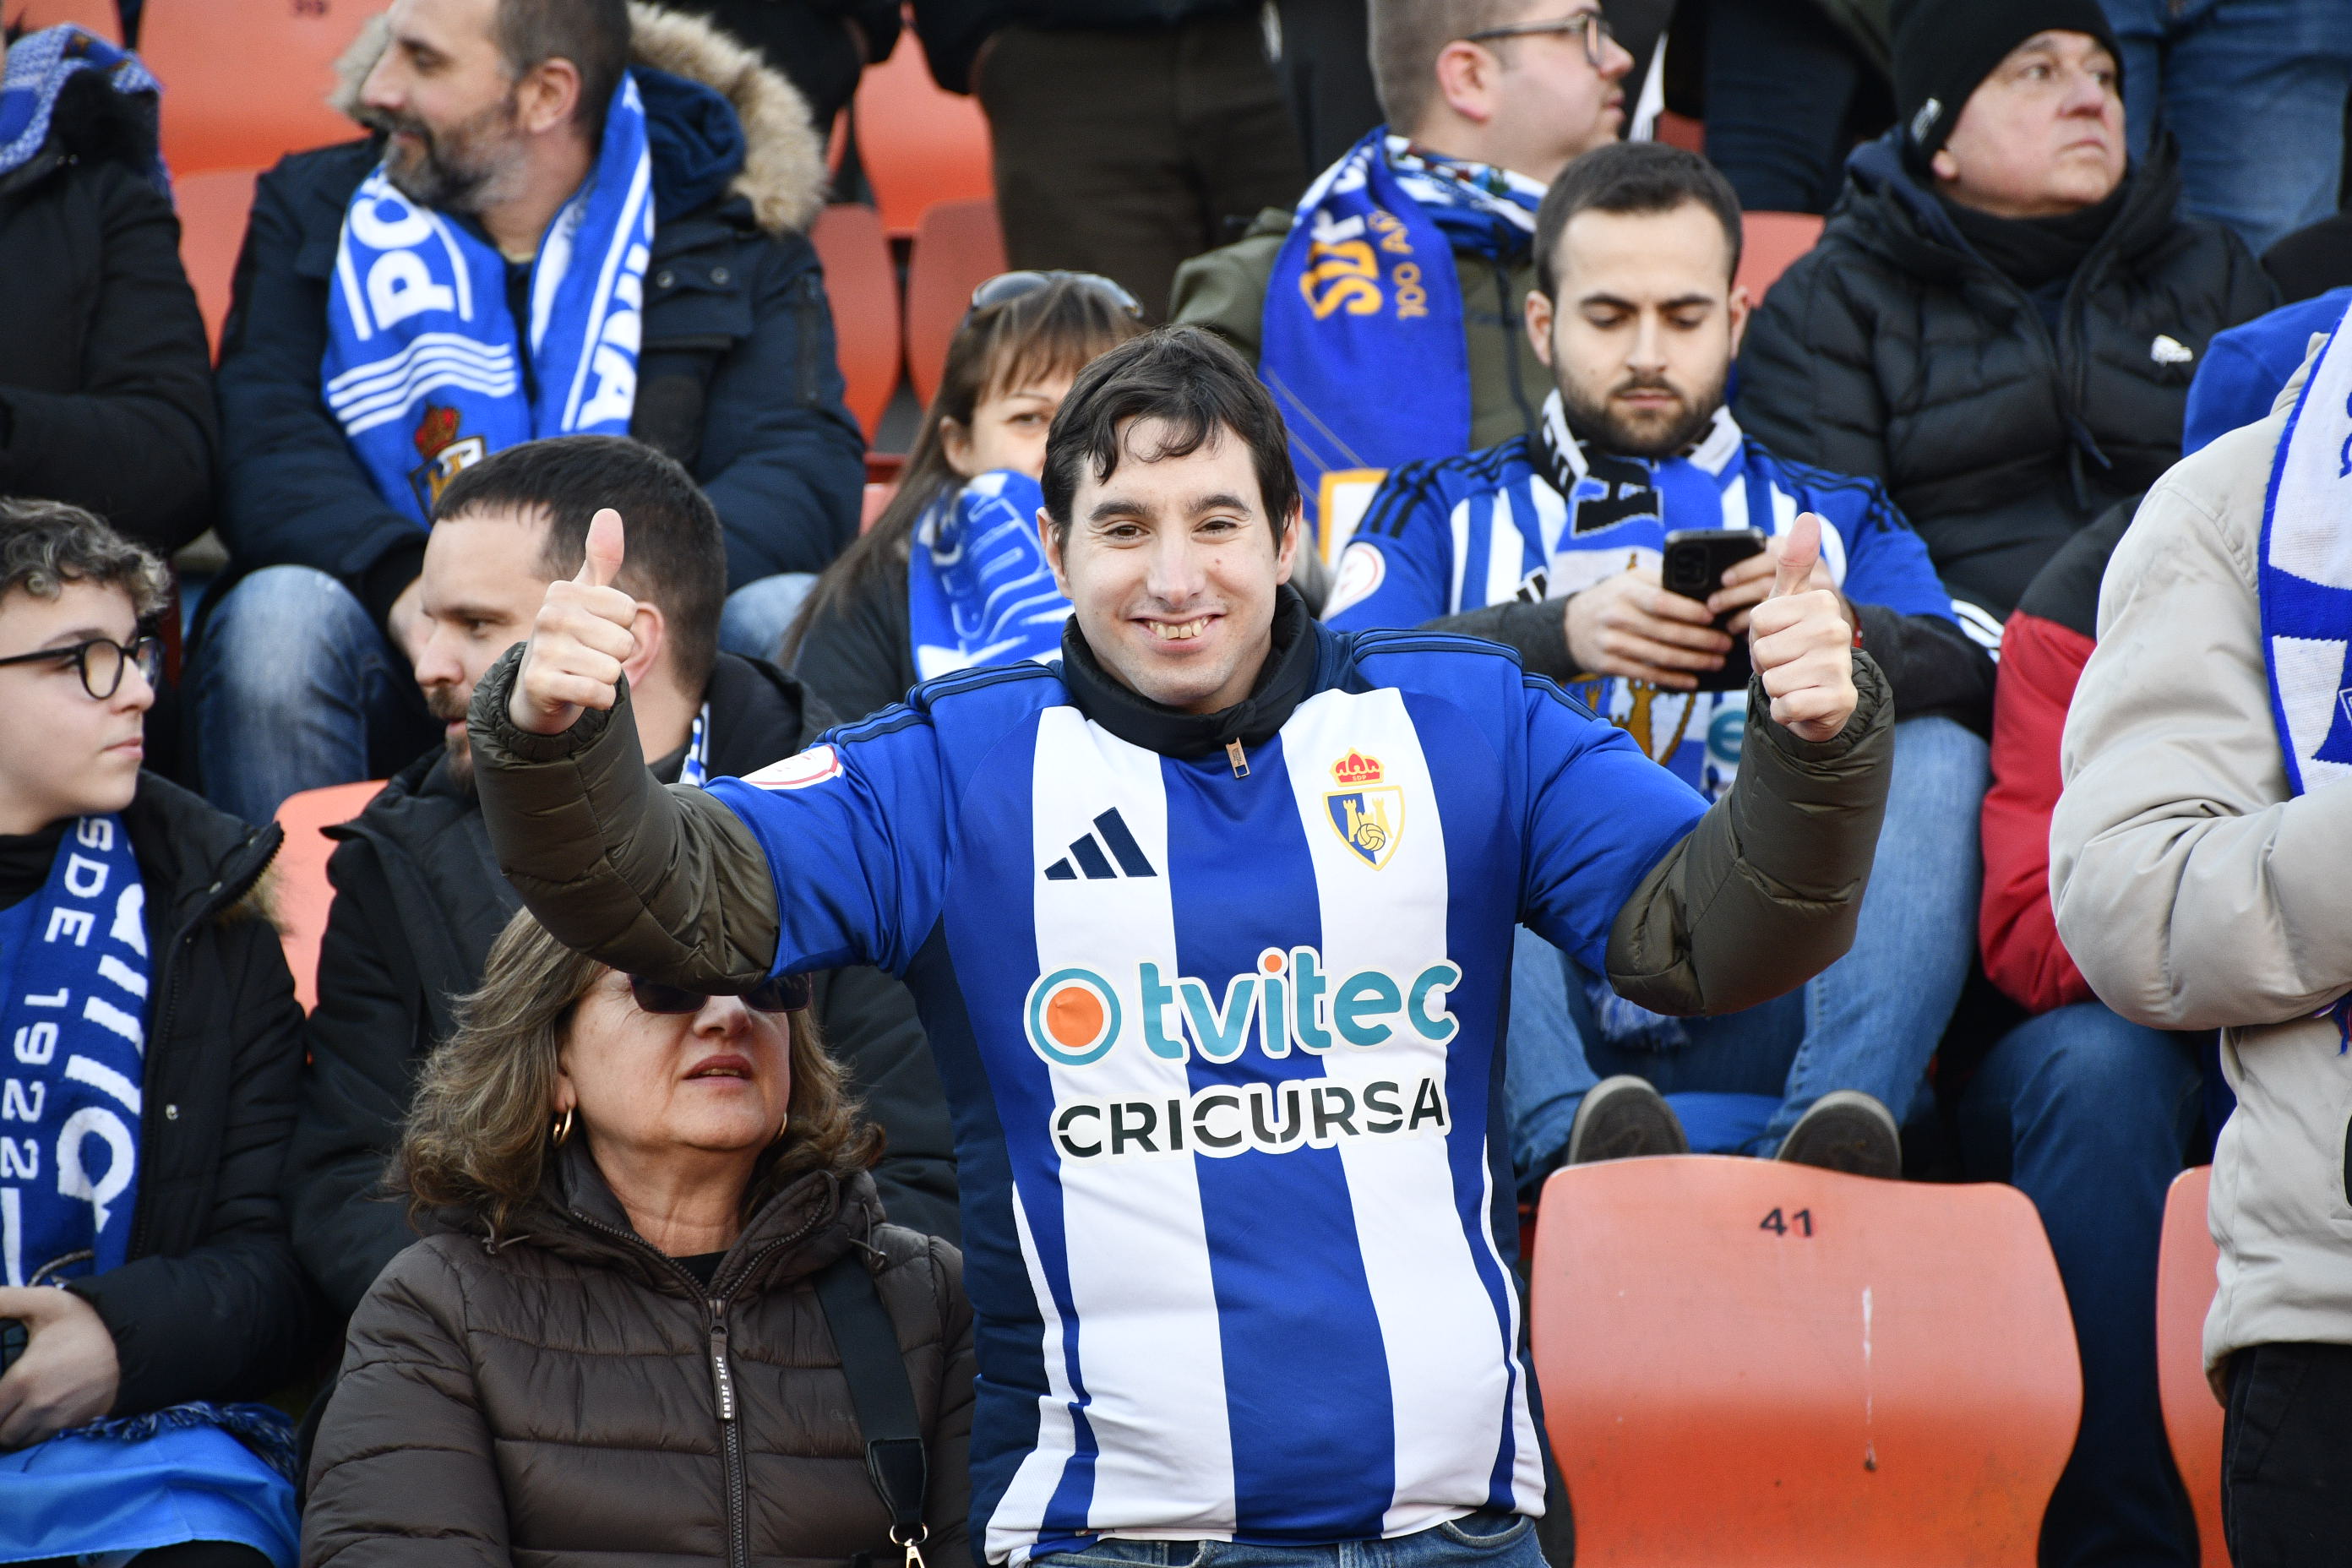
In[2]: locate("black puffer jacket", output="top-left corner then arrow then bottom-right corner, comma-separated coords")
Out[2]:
61,775 -> 315,1413
0,69 -> 215,553
1735,133 -> 2273,626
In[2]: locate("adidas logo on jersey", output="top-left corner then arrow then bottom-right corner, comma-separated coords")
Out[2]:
1043,808 -> 1157,881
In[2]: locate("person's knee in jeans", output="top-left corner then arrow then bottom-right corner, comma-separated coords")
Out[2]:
720,571 -> 819,663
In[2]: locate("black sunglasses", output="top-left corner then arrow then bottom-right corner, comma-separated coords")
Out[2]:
969,270 -> 1144,321
0,634 -> 163,700
627,972 -> 812,1016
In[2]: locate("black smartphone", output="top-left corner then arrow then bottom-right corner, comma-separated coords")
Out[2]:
1661,527 -> 1767,693
0,1318 -> 24,1377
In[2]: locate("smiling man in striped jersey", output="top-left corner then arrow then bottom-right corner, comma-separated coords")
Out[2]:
466,324 -> 1893,1568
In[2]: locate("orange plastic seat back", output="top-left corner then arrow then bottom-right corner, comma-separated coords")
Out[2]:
13,0 -> 122,42
175,166 -> 259,358
1738,211 -> 1825,305
904,198 -> 1006,407
144,0 -> 379,173
2158,1165 -> 2230,1566
862,482 -> 897,533
1653,112 -> 1706,154
1531,1156 -> 2082,1568
852,39 -> 993,238
809,203 -> 904,440
270,779 -> 384,1012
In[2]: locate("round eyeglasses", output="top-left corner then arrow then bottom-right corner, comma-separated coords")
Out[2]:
0,634 -> 165,700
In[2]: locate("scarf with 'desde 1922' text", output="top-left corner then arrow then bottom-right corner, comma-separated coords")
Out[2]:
321,72 -> 655,524
0,815 -> 147,1287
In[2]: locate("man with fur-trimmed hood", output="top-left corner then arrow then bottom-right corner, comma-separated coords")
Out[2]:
193,0 -> 864,827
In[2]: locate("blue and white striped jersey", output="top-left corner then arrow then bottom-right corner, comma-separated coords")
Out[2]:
1326,396 -> 1955,796
705,625 -> 1709,1565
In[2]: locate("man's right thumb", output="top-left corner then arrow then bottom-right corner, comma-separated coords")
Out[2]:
578,508 -> 625,589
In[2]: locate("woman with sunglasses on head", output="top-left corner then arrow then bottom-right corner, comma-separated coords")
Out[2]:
302,906 -> 974,1568
783,272 -> 1146,723
0,500 -> 313,1568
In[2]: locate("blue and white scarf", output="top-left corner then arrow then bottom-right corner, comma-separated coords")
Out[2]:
0,24 -> 164,191
0,815 -> 147,1288
323,73 -> 656,523
908,470 -> 1070,681
1260,128 -> 1543,554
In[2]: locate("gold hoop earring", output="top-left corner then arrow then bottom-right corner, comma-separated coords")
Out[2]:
552,1106 -> 575,1146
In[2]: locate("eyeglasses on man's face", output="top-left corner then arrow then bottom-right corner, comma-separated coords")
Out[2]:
1462,10 -> 1617,70
0,634 -> 164,700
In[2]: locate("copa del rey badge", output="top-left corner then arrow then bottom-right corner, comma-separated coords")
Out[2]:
745,744 -> 841,792
1326,750 -> 1403,869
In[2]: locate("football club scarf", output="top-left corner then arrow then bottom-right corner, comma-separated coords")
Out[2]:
0,815 -> 146,1288
908,470 -> 1071,681
2255,295 -> 2352,1042
0,1407 -> 298,1565
0,24 -> 164,191
1260,128 -> 1543,551
323,73 -> 656,523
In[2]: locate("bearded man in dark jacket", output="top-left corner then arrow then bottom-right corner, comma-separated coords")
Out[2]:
1734,0 -> 2273,644
283,437 -> 957,1325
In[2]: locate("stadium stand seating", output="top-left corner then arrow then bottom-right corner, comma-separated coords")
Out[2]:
1655,112 -> 1706,155
143,0 -> 375,173
1530,1155 -> 2081,1566
905,197 -> 1008,406
848,31 -> 993,239
810,203 -> 903,441
1738,211 -> 1825,304
11,0 -> 121,42
271,778 -> 384,1012
2158,1166 -> 2230,1567
176,166 -> 260,357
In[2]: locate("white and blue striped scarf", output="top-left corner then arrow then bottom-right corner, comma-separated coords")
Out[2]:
0,24 -> 162,191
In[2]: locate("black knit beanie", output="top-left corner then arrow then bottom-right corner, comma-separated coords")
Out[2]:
1892,0 -> 2125,163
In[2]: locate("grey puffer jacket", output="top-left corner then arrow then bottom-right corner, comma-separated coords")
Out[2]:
302,1154 -> 974,1568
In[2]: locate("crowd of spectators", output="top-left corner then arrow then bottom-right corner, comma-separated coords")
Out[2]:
0,0 -> 2346,1564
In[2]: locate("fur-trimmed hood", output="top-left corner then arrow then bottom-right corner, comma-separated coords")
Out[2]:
329,3 -> 826,235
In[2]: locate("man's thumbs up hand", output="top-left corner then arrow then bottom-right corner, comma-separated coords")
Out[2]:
509,508 -> 642,736
1745,512 -> 1859,743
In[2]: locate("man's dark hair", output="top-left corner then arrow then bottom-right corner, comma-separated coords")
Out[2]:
495,0 -> 630,137
1041,326 -> 1301,546
1532,141 -> 1745,298
0,498 -> 170,619
433,436 -> 727,687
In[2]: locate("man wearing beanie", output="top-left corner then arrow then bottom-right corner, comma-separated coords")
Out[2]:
1734,4 -> 2274,1566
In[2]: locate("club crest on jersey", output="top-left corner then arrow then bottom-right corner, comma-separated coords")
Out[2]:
1326,751 -> 1403,868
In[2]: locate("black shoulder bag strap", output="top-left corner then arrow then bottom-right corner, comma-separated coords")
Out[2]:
814,1251 -> 931,1568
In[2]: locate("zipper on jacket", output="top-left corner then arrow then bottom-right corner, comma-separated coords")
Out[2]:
710,1309 -> 751,1568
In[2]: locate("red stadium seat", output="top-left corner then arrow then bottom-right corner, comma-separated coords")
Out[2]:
1531,1155 -> 2081,1566
11,0 -> 122,42
851,32 -> 993,238
809,203 -> 904,440
1654,112 -> 1705,154
862,482 -> 896,533
271,779 -> 383,1012
143,0 -> 379,173
2159,1166 -> 2230,1566
175,166 -> 259,358
1739,211 -> 1826,305
904,198 -> 1006,407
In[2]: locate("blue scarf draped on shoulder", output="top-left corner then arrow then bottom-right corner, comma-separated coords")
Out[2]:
323,72 -> 656,523
2256,294 -> 2352,1043
908,470 -> 1070,680
0,24 -> 163,190
1260,128 -> 1543,552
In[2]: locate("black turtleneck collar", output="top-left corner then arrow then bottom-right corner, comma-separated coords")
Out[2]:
1936,172 -> 2132,294
0,820 -> 68,912
1057,586 -> 1323,762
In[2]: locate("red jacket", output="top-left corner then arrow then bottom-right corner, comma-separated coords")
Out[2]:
1979,501 -> 2136,1013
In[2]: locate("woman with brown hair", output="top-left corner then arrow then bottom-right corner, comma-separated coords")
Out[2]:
299,911 -> 973,1568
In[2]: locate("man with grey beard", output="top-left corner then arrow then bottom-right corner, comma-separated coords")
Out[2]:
281,436 -> 959,1327
193,0 -> 863,828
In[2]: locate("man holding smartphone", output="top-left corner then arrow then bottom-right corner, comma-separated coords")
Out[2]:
1329,141 -> 1990,1179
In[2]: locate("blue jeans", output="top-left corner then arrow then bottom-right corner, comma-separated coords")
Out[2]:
190,564 -> 819,825
1960,1002 -> 2204,1568
1506,716 -> 1988,1179
2103,0 -> 2351,253
1028,1510 -> 1543,1568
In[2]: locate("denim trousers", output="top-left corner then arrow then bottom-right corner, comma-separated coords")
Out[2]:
189,564 -> 817,825
2102,0 -> 2351,254
1701,0 -> 1880,213
1028,1510 -> 1544,1568
1505,715 -> 1990,1174
1962,1002 -> 2204,1568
